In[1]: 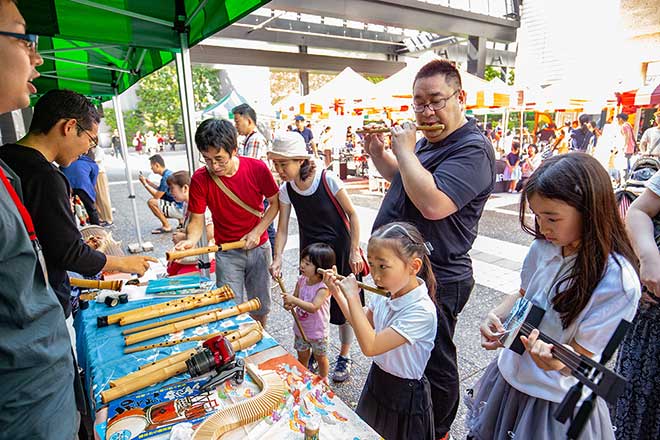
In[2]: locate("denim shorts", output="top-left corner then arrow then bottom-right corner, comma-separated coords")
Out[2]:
215,241 -> 272,316
294,334 -> 328,356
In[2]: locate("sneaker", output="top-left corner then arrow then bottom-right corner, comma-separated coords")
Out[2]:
307,356 -> 318,373
332,355 -> 352,382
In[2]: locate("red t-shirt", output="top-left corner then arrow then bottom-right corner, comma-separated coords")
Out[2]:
188,157 -> 278,245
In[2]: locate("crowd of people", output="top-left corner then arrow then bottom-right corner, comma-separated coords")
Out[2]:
1,2 -> 658,439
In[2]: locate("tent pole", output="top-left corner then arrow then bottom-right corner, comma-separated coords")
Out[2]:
113,91 -> 147,252
176,33 -> 210,278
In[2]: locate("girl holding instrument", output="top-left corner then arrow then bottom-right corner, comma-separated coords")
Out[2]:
281,243 -> 335,379
469,153 -> 641,440
268,131 -> 365,383
324,222 -> 437,440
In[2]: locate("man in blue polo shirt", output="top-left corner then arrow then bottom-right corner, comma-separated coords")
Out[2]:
293,115 -> 317,156
367,59 -> 495,439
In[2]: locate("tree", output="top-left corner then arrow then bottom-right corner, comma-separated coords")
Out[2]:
104,64 -> 220,139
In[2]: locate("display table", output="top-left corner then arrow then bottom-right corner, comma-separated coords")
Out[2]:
76,295 -> 379,439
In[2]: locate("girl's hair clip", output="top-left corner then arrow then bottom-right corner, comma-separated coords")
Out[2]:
423,242 -> 433,255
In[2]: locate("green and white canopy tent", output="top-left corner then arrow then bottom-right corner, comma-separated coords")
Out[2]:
20,0 -> 271,250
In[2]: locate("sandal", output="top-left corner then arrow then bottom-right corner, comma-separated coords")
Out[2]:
151,227 -> 172,234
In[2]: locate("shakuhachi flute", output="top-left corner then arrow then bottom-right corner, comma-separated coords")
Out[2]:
118,286 -> 235,325
122,303 -> 235,336
114,324 -> 262,387
70,278 -> 123,291
275,276 -> 309,344
98,290 -> 229,327
317,268 -> 391,297
355,123 -> 445,134
101,328 -> 263,403
166,240 -> 246,262
123,322 -> 261,354
124,298 -> 261,345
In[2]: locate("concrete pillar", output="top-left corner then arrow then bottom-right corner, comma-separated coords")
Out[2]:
467,35 -> 487,78
298,45 -> 309,95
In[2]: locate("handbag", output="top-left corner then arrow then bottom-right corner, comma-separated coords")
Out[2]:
320,170 -> 370,276
206,167 -> 263,218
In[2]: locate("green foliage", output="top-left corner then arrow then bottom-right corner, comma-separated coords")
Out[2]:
484,65 -> 501,82
366,75 -> 385,84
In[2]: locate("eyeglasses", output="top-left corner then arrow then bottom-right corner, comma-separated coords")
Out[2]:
76,121 -> 98,148
412,90 -> 459,113
0,31 -> 39,52
198,155 -> 230,166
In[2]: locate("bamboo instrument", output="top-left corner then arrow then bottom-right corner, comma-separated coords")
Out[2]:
70,278 -> 123,291
98,290 -> 229,327
123,322 -> 261,354
166,240 -> 246,261
355,123 -> 445,134
102,328 -> 264,403
124,298 -> 261,346
192,363 -> 286,440
317,268 -> 391,297
275,276 -> 309,344
118,286 -> 234,326
122,303 -> 237,336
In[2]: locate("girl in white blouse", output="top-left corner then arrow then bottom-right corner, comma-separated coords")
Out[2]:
324,222 -> 437,440
469,153 -> 641,440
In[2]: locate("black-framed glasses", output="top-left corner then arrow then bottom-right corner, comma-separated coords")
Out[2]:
198,155 -> 230,166
0,31 -> 38,52
412,89 -> 459,113
76,121 -> 98,148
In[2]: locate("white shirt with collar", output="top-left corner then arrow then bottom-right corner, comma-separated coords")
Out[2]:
497,239 -> 640,402
368,278 -> 437,380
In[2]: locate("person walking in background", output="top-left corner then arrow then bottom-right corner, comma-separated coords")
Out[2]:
617,113 -> 636,175
168,132 -> 177,151
93,145 -> 113,226
320,126 -> 334,168
570,114 -> 594,153
639,109 -> 660,156
587,120 -> 601,154
518,143 -> 541,191
139,154 -> 184,234
111,128 -> 122,159
132,130 -> 144,154
293,115 -> 317,156
503,142 -> 522,193
61,148 -> 100,225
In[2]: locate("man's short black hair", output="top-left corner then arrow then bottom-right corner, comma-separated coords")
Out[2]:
195,118 -> 238,155
149,154 -> 165,167
30,89 -> 100,135
413,59 -> 462,90
232,104 -> 257,124
616,113 -> 628,122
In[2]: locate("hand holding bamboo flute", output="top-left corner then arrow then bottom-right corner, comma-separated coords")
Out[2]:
317,268 -> 390,297
355,124 -> 445,134
166,240 -> 246,261
275,276 -> 309,344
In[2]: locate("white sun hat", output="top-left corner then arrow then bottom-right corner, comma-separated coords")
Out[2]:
267,131 -> 311,160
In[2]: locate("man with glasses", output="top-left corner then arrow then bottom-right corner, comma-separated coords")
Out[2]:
174,119 -> 279,327
0,89 -> 158,323
0,1 -> 77,438
367,59 -> 495,440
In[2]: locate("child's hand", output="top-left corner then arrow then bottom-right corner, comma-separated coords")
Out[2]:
337,274 -> 360,301
281,293 -> 295,310
480,311 -> 505,350
521,329 -> 568,371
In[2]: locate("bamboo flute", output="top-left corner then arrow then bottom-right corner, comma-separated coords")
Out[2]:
70,278 -> 123,291
124,298 -> 261,346
98,289 -> 229,327
275,276 -> 309,344
118,287 -> 234,325
122,302 -> 235,336
166,240 -> 246,261
102,328 -> 264,403
355,124 -> 445,134
317,268 -> 391,297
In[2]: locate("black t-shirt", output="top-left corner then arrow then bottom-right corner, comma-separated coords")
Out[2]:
373,118 -> 495,283
0,144 -> 107,317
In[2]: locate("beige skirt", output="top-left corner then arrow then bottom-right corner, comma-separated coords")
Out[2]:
95,171 -> 113,223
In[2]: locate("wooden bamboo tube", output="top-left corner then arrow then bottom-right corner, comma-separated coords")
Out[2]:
70,278 -> 123,291
124,298 -> 261,346
275,276 -> 309,344
230,327 -> 263,352
118,287 -> 234,326
99,290 -> 227,327
102,361 -> 189,403
123,322 -> 261,354
110,349 -> 198,387
166,240 -> 246,261
122,305 -> 234,336
355,124 -> 445,134
317,268 -> 391,297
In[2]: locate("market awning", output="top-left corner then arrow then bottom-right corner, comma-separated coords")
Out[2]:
634,81 -> 660,106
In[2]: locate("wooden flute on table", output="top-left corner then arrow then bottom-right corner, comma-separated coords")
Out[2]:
69,278 -> 123,291
275,276 -> 309,344
317,268 -> 390,297
166,240 -> 246,261
124,298 -> 261,346
118,286 -> 235,326
101,328 -> 263,403
97,289 -> 230,327
355,124 -> 445,134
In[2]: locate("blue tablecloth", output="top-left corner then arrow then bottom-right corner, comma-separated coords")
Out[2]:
74,297 -> 278,410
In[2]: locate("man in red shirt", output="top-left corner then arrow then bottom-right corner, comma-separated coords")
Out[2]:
175,119 -> 279,326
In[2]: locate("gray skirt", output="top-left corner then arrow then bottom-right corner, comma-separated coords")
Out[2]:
465,360 -> 615,440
